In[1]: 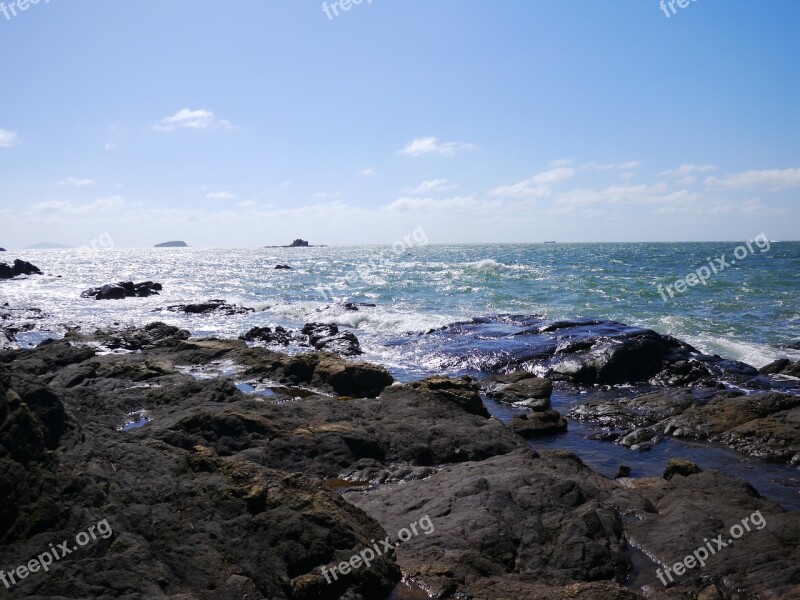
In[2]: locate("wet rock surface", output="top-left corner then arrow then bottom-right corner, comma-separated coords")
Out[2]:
0,323 -> 798,599
81,281 -> 162,300
571,388 -> 800,465
162,299 -> 255,315
0,259 -> 42,279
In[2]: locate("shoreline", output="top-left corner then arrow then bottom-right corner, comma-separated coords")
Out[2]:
1,321 -> 799,598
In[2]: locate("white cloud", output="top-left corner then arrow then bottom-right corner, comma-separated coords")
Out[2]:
549,159 -> 573,167
206,191 -> 236,200
408,179 -> 458,194
29,196 -> 125,216
153,109 -> 233,132
59,177 -> 96,187
0,129 -> 19,148
489,167 -> 575,198
357,167 -> 376,177
583,161 -> 641,172
237,200 -> 256,208
659,164 -> 716,177
387,195 -> 499,212
398,136 -> 478,157
705,168 -> 800,191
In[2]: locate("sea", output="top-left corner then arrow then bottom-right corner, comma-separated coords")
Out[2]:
2,242 -> 800,512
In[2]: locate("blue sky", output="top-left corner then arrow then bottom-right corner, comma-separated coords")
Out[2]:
1,0 -> 798,247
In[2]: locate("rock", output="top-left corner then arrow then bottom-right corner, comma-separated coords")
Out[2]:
154,241 -> 188,247
0,247 -> 5,251
615,465 -> 632,478
0,259 -> 43,279
164,299 -> 255,315
81,281 -> 162,300
240,326 -> 293,346
301,322 -> 363,356
663,458 -> 702,480
481,371 -> 553,409
288,239 -> 309,247
341,302 -> 377,311
509,410 -> 568,437
760,358 -> 800,377
347,449 -> 631,598
274,264 -> 292,270
80,322 -> 191,351
611,469 -> 800,597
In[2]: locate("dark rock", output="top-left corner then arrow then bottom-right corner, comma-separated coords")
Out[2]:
663,458 -> 702,480
0,247 -> 5,251
509,410 -> 568,437
165,299 -> 255,316
611,469 -> 800,597
240,326 -> 293,346
341,302 -> 377,311
760,358 -> 800,377
301,322 -> 363,356
0,259 -> 43,279
81,281 -> 162,300
615,465 -> 631,478
81,322 -> 191,351
288,239 -> 309,247
481,371 -> 553,409
274,264 -> 292,270
347,449 -> 632,598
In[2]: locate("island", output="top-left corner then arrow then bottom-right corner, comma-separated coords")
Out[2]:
265,238 -> 324,248
155,241 -> 189,248
0,248 -> 5,252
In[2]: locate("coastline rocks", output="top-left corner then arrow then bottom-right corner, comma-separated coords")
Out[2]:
240,326 -> 293,346
572,388 -> 800,464
760,358 -> 800,377
0,259 -> 43,279
663,458 -> 702,480
302,322 -> 363,356
509,410 -> 568,437
481,371 -> 553,409
347,449 -> 632,598
164,299 -> 254,315
81,281 -> 162,300
78,322 -> 191,351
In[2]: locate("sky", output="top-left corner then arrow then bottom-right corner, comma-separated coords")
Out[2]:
0,0 -> 798,248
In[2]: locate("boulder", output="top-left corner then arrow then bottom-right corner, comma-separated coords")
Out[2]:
0,259 -> 43,279
663,458 -> 702,480
509,410 -> 568,437
81,281 -> 162,300
240,326 -> 293,346
274,264 -> 292,270
481,371 -> 553,409
288,239 -> 309,247
760,358 -> 800,377
164,299 -> 254,315
302,322 -> 363,356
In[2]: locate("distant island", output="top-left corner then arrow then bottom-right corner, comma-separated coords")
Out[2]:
27,242 -> 73,249
155,241 -> 189,248
265,238 -> 324,248
0,247 -> 5,252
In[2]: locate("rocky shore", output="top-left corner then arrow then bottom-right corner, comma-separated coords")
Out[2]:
1,321 -> 799,599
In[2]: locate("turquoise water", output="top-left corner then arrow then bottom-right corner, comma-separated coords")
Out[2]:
3,242 -> 798,370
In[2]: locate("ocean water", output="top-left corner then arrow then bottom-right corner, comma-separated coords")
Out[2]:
3,242 -> 800,508
3,242 -> 799,369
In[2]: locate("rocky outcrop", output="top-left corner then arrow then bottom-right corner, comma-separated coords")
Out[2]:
0,331 -> 798,599
163,299 -> 254,315
571,388 -> 800,464
301,322 -> 363,356
481,371 -> 553,409
509,410 -> 568,437
0,259 -> 42,279
274,264 -> 292,270
81,281 -> 162,300
760,358 -> 800,378
289,239 -> 309,247
240,326 -> 293,346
